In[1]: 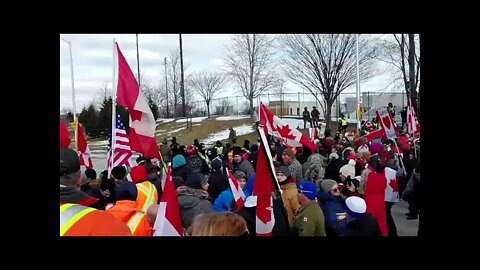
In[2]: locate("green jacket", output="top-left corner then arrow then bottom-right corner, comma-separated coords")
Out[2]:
293,201 -> 326,236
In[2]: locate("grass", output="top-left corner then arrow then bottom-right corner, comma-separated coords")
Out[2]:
155,116 -> 256,146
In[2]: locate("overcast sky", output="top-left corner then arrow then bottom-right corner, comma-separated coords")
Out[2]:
60,34 -> 401,113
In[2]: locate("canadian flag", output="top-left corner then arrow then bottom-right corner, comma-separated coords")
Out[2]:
384,167 -> 399,203
115,43 -> 160,160
376,108 -> 398,140
254,126 -> 281,236
407,100 -> 420,135
153,166 -> 183,236
227,170 -> 246,210
260,102 -> 317,153
76,122 -> 93,169
60,121 -> 71,148
363,128 -> 385,143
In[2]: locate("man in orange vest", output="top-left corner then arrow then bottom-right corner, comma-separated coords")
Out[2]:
130,165 -> 159,213
107,182 -> 153,236
60,148 -> 132,236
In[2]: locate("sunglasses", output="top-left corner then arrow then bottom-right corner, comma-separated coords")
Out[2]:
331,188 -> 340,193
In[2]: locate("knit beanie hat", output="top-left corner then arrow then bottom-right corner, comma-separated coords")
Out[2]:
320,179 -> 337,193
340,159 -> 356,178
130,165 -> 148,184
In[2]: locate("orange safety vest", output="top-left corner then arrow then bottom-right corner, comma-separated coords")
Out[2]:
127,212 -> 152,236
136,181 -> 158,213
60,203 -> 96,236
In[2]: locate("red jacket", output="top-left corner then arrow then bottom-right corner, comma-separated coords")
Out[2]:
364,169 -> 388,236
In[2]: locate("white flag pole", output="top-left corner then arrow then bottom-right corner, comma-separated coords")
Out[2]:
110,39 -> 117,176
355,34 -> 361,132
61,37 -> 78,151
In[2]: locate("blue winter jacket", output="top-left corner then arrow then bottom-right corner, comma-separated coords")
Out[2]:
317,191 -> 348,236
213,187 -> 251,213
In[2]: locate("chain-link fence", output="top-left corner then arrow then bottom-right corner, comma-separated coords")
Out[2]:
188,91 -> 408,121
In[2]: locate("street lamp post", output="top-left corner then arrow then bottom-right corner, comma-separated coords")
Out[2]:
61,37 -> 78,151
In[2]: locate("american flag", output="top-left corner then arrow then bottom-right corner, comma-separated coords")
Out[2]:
107,112 -> 133,177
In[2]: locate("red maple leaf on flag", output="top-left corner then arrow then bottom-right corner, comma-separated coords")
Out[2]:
277,125 -> 297,141
389,179 -> 399,192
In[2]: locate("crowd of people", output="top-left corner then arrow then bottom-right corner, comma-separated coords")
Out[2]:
60,117 -> 421,237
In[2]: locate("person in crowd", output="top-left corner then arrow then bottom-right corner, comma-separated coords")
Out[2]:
318,179 -> 348,236
190,212 -> 249,236
292,182 -> 326,236
344,196 -> 382,236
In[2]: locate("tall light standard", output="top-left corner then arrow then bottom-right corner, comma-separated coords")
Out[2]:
61,37 -> 78,151
164,57 -> 169,118
355,34 -> 361,131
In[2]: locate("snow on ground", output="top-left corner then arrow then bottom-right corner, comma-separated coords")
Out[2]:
176,116 -> 208,123
279,118 -> 304,129
201,124 -> 254,145
167,126 -> 186,134
90,140 -> 108,146
155,129 -> 166,134
216,115 -> 251,121
156,118 -> 176,124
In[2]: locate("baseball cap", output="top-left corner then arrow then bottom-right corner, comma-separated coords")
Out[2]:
298,181 -> 318,200
60,148 -> 80,176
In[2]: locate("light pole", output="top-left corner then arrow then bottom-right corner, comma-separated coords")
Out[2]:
164,57 -> 169,118
61,37 -> 78,151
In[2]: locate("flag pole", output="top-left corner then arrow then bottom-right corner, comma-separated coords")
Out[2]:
257,122 -> 291,233
355,34 -> 361,132
136,34 -> 141,87
61,37 -> 78,151
110,39 -> 117,175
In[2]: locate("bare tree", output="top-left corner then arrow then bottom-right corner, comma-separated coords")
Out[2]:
280,34 -> 378,129
189,70 -> 226,118
273,79 -> 288,117
96,80 -> 111,108
224,34 -> 279,118
374,34 -> 420,113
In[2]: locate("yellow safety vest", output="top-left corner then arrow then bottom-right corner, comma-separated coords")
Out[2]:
341,119 -> 348,126
127,212 -> 145,235
198,152 -> 210,164
60,203 -> 96,236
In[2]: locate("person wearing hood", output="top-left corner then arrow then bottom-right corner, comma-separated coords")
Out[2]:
344,196 -> 381,236
318,179 -> 348,236
207,158 -> 229,202
302,153 -> 327,179
107,182 -> 152,236
276,166 -> 301,227
172,154 -> 188,181
177,173 -> 213,230
130,165 -> 159,213
60,148 -> 132,236
305,163 -> 324,187
213,171 -> 251,213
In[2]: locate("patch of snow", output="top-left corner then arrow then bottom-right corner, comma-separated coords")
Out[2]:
156,118 -> 176,124
216,115 -> 251,121
90,140 -> 108,146
167,126 -> 186,134
201,124 -> 254,145
176,116 -> 208,123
